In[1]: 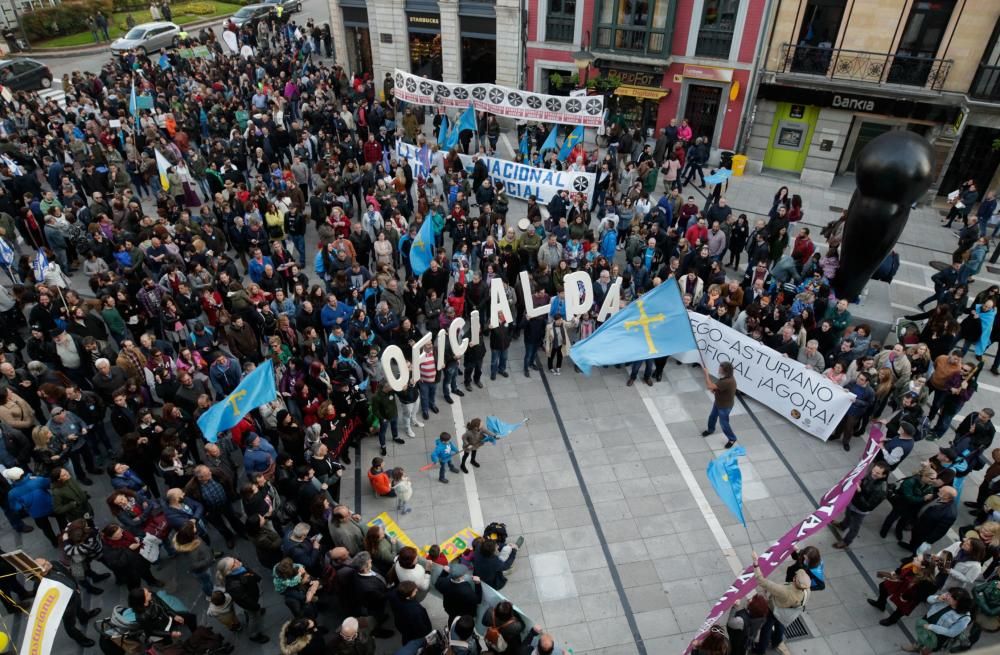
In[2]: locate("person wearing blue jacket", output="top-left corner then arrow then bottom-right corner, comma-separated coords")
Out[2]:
431,432 -> 460,484
838,372 -> 875,452
320,294 -> 353,335
3,467 -> 59,546
244,433 -> 278,477
599,220 -> 617,261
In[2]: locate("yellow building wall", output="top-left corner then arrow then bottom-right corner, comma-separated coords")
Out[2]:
941,5 -> 1000,93
836,0 -> 909,54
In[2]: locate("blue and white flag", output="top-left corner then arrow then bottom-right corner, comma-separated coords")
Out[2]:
437,114 -> 450,149
0,154 -> 23,176
484,416 -> 527,442
196,360 -> 278,443
32,249 -> 48,280
0,237 -> 13,267
539,126 -> 559,153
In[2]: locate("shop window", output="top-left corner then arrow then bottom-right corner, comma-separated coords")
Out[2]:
410,33 -> 443,80
546,0 -> 576,43
595,0 -> 672,56
695,0 -> 739,59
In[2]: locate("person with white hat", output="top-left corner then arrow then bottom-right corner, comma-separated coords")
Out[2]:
3,467 -> 60,546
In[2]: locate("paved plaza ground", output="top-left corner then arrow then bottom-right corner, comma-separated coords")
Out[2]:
2,169 -> 999,655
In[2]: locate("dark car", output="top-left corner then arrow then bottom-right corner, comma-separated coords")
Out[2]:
262,0 -> 302,13
227,3 -> 275,29
0,58 -> 52,91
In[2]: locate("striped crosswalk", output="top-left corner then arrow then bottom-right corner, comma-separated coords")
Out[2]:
36,86 -> 66,109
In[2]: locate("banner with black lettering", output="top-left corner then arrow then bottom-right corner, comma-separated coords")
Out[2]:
675,312 -> 854,440
395,140 -> 595,205
392,69 -> 605,128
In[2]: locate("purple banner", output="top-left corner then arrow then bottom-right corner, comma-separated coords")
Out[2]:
683,426 -> 885,654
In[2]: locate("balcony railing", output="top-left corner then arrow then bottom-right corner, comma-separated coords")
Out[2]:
971,64 -> 1000,102
775,43 -> 952,91
545,15 -> 575,43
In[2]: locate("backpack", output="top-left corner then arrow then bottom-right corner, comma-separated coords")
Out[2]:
483,521 -> 508,545
484,608 -> 516,652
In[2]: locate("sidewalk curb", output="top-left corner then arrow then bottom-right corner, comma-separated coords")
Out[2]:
24,14 -> 228,58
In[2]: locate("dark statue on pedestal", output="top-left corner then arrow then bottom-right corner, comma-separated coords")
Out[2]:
833,131 -> 934,301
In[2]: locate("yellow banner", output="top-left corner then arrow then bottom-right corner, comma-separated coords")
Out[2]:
614,84 -> 669,100
432,527 -> 480,561
367,512 -> 418,551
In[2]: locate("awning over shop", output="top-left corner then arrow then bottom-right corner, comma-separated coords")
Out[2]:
614,84 -> 669,100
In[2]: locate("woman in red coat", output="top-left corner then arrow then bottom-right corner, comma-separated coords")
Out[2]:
867,555 -> 938,625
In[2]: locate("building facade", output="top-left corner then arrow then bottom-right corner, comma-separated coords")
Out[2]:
744,0 -> 1000,193
326,0 -> 522,92
525,0 -> 767,153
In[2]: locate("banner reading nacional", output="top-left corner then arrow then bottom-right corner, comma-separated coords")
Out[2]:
684,426 -> 885,654
395,140 -> 595,205
392,69 -> 605,128
20,577 -> 73,655
675,312 -> 854,441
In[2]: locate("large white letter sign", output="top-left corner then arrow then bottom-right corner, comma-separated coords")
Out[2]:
410,332 -> 432,384
489,278 -> 514,327
564,271 -> 594,319
448,317 -> 470,359
597,278 -> 622,322
381,345 -> 410,392
519,271 -> 551,318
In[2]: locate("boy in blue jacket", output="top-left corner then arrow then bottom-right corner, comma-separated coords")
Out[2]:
431,432 -> 460,484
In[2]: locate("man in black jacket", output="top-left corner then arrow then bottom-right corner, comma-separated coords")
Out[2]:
434,563 -> 482,626
420,259 -> 450,299
833,461 -> 890,549
387,580 -> 432,644
951,409 -> 996,464
220,557 -> 269,643
489,319 -> 512,380
36,557 -> 101,647
902,485 -> 959,552
349,551 -> 394,638
917,260 -> 961,310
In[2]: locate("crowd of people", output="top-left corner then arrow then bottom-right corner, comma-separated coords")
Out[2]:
0,7 -> 998,655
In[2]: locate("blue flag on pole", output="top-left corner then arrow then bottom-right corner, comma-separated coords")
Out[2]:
519,131 -> 529,156
570,281 -> 696,375
409,215 -> 436,277
455,103 -> 477,138
557,125 -> 584,161
32,249 -> 48,280
437,115 -> 450,149
706,445 -> 747,526
485,416 -> 527,439
196,360 -> 278,443
540,126 -> 559,153
382,146 -> 391,175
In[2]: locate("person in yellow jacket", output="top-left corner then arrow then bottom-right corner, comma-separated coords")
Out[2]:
264,202 -> 286,244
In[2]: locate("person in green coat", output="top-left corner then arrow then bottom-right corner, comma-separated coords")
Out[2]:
371,383 -> 401,456
974,577 -> 1000,631
50,467 -> 93,527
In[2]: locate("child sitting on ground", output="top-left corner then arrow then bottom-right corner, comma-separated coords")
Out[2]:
368,457 -> 397,497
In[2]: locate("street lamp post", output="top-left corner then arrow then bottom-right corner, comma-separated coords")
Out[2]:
571,31 -> 594,89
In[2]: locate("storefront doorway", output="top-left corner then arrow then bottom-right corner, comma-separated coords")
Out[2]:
939,125 -> 1000,197
838,118 -> 931,174
611,94 -> 660,138
409,32 -> 443,80
684,84 -> 722,143
461,37 -> 496,83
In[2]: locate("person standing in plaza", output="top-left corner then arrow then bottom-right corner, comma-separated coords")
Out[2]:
838,372 -> 875,451
751,552 -> 810,655
832,460 -> 890,549
702,361 -> 739,448
431,432 -> 460,484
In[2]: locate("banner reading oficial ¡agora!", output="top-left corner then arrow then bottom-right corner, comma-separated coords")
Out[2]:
675,312 -> 855,441
684,426 -> 885,654
392,69 -> 605,128
395,140 -> 596,206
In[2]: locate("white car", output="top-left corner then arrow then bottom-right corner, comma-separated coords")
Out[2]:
110,21 -> 181,54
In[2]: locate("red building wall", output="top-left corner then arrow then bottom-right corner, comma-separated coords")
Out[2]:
524,0 -> 760,151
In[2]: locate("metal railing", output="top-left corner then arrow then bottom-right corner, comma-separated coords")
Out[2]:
776,43 -> 952,91
971,64 -> 1000,102
545,15 -> 575,43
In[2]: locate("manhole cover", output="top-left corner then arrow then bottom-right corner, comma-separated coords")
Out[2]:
784,616 -> 811,641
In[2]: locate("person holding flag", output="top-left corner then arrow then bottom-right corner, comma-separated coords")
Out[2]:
197,359 -> 278,443
453,103 -> 477,154
557,125 -> 584,163
408,215 -> 436,277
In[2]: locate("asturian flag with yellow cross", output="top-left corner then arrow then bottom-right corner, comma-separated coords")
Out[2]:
196,359 -> 277,443
570,281 -> 696,375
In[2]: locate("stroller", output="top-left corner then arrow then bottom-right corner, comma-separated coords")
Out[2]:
98,604 -> 233,655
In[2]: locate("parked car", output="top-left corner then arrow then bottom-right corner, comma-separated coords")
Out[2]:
262,0 -> 302,14
0,58 -> 52,90
110,21 -> 181,54
226,4 -> 275,29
